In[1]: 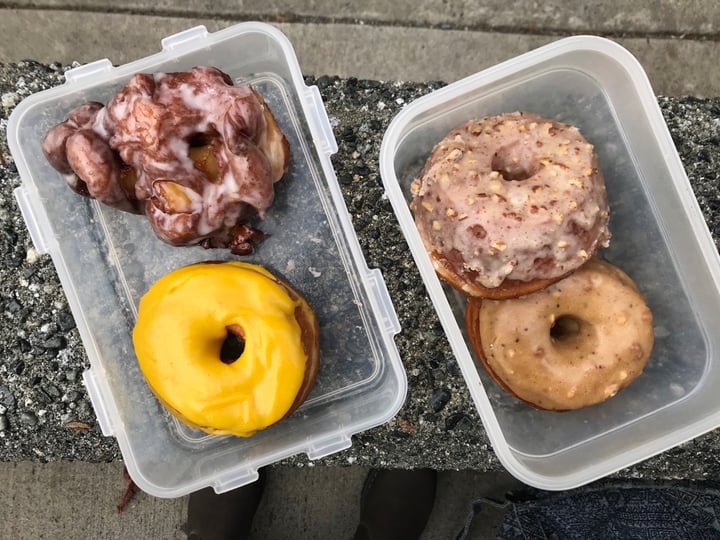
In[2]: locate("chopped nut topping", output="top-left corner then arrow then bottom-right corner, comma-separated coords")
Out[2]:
604,384 -> 619,397
432,220 -> 441,230
440,173 -> 450,184
529,122 -> 538,129
553,213 -> 564,224
631,342 -> 644,360
489,171 -> 500,179
584,167 -> 593,176
446,208 -> 457,218
466,197 -> 476,205
557,240 -> 569,248
421,201 -> 434,212
569,178 -> 583,188
578,249 -> 589,259
511,156 -> 520,163
491,240 -> 507,251
489,180 -> 504,193
619,370 -> 628,380
567,200 -> 578,210
457,213 -> 468,221
410,179 -> 421,195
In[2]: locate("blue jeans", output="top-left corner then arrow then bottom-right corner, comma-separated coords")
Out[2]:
457,480 -> 720,540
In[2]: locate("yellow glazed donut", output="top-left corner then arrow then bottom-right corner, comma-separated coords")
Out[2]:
132,261 -> 320,437
465,258 -> 654,411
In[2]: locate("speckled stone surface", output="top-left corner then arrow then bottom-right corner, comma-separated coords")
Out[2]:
1,62 -> 720,479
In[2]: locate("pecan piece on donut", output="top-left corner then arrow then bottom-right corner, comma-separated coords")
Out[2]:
41,66 -> 290,254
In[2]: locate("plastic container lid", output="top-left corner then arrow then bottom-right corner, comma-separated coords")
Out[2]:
380,36 -> 720,490
8,22 -> 407,497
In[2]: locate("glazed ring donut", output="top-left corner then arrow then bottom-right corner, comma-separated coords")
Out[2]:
411,111 -> 611,299
465,258 -> 653,411
132,261 -> 320,437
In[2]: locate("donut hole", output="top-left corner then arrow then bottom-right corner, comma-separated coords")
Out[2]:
549,314 -> 599,358
550,315 -> 583,342
220,325 -> 245,364
491,147 -> 540,181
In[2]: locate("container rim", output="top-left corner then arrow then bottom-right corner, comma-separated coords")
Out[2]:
380,35 -> 657,172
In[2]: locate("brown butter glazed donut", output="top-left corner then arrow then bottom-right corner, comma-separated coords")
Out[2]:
411,112 -> 611,299
42,66 -> 289,255
465,258 -> 654,411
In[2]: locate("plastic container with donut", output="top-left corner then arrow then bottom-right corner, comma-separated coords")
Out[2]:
380,36 -> 720,490
8,23 -> 407,497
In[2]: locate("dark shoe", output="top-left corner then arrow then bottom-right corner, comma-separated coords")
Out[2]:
185,470 -> 266,540
354,468 -> 437,540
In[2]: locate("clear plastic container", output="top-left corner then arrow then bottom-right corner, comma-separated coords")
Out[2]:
380,36 -> 720,490
8,22 -> 406,498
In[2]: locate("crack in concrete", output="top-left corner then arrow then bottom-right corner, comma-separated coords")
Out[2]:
1,3 -> 719,42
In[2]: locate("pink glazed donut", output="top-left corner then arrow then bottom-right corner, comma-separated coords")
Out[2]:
410,112 -> 611,299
